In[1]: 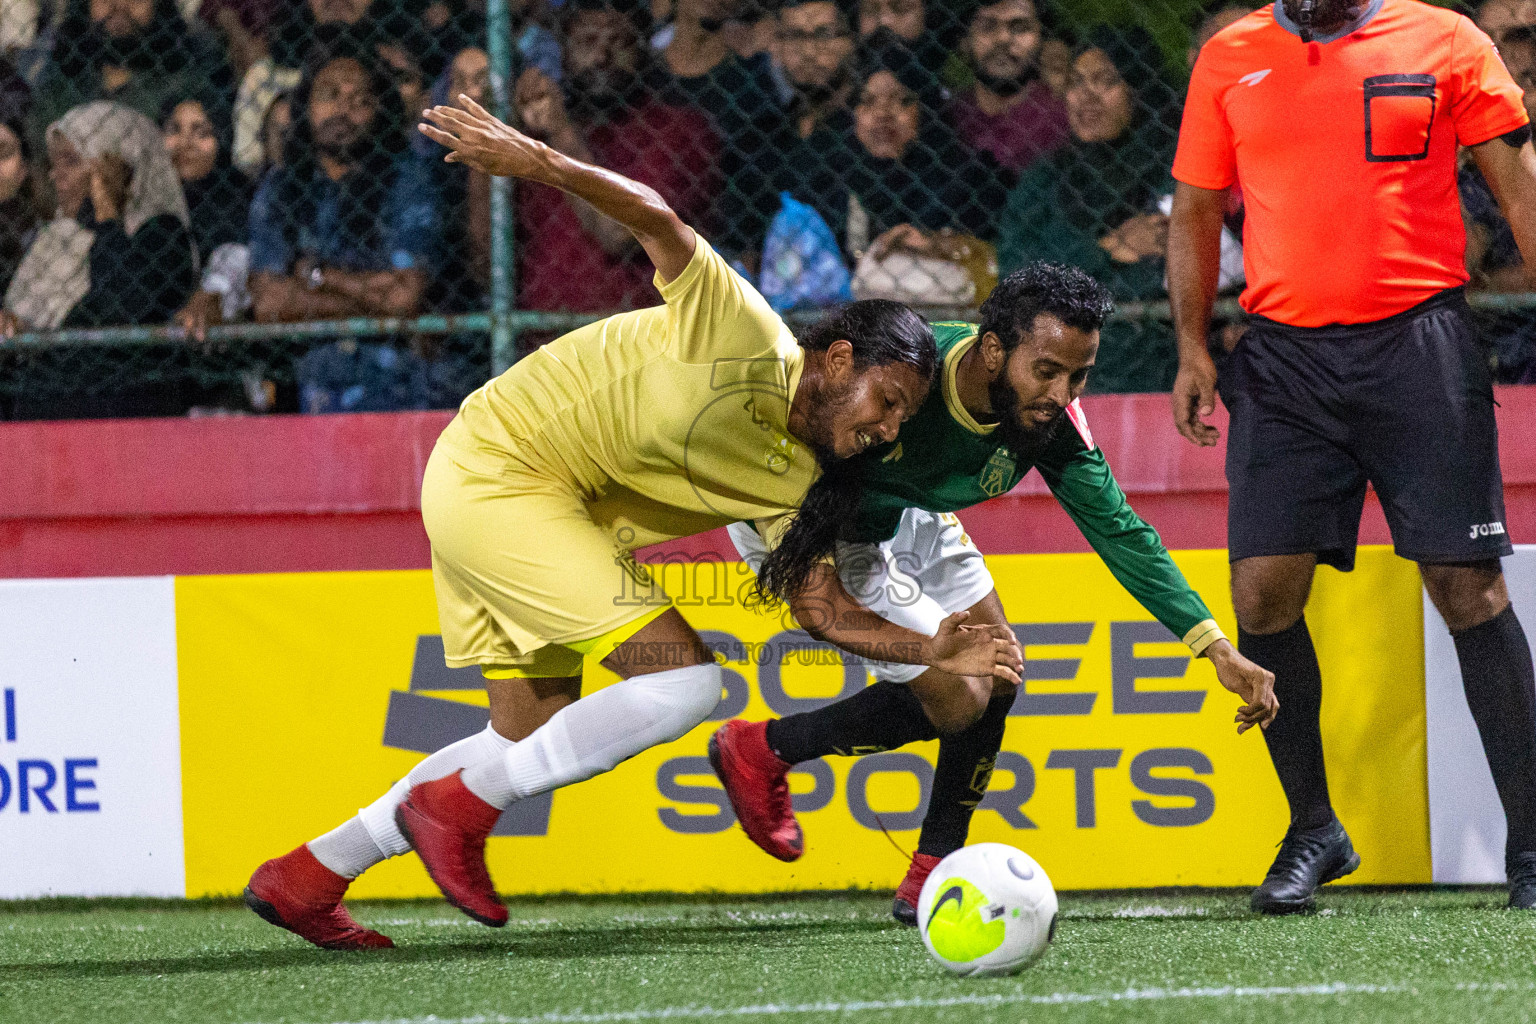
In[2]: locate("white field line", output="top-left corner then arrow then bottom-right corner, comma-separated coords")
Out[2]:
248,980 -> 1536,1024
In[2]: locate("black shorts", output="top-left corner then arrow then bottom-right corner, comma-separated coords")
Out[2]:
1221,288 -> 1513,571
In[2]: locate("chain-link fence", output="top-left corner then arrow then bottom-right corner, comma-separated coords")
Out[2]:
0,0 -> 1529,419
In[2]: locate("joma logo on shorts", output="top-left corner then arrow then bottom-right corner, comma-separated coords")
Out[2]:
1470,522 -> 1507,540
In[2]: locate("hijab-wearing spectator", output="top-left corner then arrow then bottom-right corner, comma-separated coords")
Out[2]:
165,92 -> 256,337
997,27 -> 1182,393
31,0 -> 229,160
5,101 -> 193,332
0,117 -> 40,295
1,101 -> 196,418
796,37 -> 1006,257
162,93 -> 249,261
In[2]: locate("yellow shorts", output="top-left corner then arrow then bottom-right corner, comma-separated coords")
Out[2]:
421,442 -> 672,676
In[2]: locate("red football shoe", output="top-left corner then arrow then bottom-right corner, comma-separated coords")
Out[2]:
708,719 -> 803,862
892,852 -> 942,927
395,770 -> 508,927
244,845 -> 395,950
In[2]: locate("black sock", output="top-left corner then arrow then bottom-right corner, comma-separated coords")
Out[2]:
916,692 -> 1013,858
764,681 -> 939,765
1240,616 -> 1335,831
1452,605 -> 1536,857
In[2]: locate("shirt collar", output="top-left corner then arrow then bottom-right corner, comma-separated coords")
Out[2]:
1273,0 -> 1384,43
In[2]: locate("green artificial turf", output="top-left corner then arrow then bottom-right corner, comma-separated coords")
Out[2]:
2,888 -> 1535,1024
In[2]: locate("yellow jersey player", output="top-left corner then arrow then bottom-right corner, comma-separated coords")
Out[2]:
243,93 -> 1025,950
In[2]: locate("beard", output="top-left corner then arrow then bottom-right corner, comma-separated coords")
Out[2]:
802,373 -> 857,467
313,119 -> 374,165
91,23 -> 160,70
567,68 -> 640,121
987,373 -> 1066,463
794,65 -> 851,108
970,54 -> 1036,98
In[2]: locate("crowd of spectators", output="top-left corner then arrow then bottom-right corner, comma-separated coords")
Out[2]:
0,0 -> 1531,418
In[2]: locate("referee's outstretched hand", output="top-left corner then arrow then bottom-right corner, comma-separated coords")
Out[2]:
1204,638 -> 1278,734
1172,351 -> 1221,447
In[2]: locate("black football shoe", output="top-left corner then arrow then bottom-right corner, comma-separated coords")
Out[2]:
1507,851 -> 1536,909
1250,817 -> 1361,915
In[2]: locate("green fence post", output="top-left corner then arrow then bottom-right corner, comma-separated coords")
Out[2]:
487,0 -> 517,374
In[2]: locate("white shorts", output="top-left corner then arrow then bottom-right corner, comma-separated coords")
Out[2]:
727,507 -> 996,684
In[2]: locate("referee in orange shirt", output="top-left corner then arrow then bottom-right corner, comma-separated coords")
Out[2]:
1170,0 -> 1536,913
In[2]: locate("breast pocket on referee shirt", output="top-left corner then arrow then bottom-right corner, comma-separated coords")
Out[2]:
1364,74 -> 1438,162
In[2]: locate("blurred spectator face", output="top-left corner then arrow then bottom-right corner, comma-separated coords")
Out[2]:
1477,0 -> 1536,41
859,0 -> 923,42
47,134 -> 90,217
377,44 -> 428,120
309,57 -> 380,161
965,0 -> 1043,93
262,96 -> 292,170
1065,47 -> 1132,144
163,100 -> 219,183
1187,6 -> 1251,69
450,48 -> 491,108
90,0 -> 154,38
854,69 -> 919,159
564,7 -> 642,104
1502,32 -> 1536,121
777,2 -> 854,95
0,125 -> 26,204
308,0 -> 374,27
678,0 -> 743,28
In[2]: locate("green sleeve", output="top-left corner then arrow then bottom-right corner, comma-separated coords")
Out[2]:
1035,431 -> 1224,653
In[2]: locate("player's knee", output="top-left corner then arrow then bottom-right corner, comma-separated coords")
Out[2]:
651,662 -> 725,742
926,678 -> 991,735
1231,566 -> 1309,635
1422,562 -> 1508,632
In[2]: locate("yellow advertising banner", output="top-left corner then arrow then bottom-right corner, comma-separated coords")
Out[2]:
175,547 -> 1429,898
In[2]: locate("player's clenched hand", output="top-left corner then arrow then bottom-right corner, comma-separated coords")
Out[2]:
1172,351 -> 1221,447
1205,638 -> 1278,734
419,94 -> 553,180
927,611 -> 1024,686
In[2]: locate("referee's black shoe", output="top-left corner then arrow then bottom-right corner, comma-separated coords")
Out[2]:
1507,852 -> 1536,909
1250,818 -> 1361,915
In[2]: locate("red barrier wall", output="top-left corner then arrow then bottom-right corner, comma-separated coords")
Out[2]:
2,388 -> 1534,578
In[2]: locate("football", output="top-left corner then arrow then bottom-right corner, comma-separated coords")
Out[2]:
916,843 -> 1059,977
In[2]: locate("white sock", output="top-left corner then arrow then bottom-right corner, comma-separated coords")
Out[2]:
462,663 -> 723,808
308,817 -> 386,879
346,722 -> 518,861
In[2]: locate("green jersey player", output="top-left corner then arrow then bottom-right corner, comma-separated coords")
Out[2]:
713,264 -> 1277,924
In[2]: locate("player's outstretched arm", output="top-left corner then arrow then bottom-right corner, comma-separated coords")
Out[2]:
419,95 -> 697,282
790,565 -> 1023,688
1167,181 -> 1227,447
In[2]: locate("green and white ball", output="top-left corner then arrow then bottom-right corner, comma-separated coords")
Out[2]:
916,843 -> 1058,977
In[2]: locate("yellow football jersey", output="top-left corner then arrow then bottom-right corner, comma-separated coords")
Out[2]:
437,232 -> 818,551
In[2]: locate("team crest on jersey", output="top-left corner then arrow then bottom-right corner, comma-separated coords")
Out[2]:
978,448 -> 1016,497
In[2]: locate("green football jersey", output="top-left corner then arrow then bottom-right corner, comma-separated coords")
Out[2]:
846,322 -> 1222,653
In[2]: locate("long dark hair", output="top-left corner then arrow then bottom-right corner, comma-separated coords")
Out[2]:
754,300 -> 936,605
274,37 -> 407,267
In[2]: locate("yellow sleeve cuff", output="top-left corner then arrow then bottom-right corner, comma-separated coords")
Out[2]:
1183,619 -> 1226,657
